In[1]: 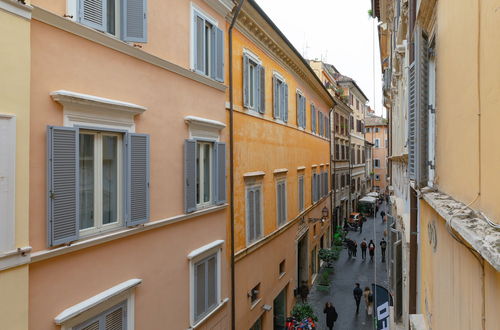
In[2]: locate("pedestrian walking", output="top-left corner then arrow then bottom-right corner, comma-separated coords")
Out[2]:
353,283 -> 363,314
323,302 -> 338,330
360,238 -> 367,260
375,205 -> 379,216
299,281 -> 309,303
363,287 -> 374,316
359,217 -> 364,233
380,238 -> 387,262
368,240 -> 375,261
380,210 -> 386,222
346,239 -> 353,258
352,240 -> 358,258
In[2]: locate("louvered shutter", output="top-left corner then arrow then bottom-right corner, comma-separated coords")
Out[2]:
126,133 -> 149,226
283,83 -> 289,122
311,105 -> 316,133
296,93 -> 301,126
243,55 -> 250,107
408,63 -> 416,179
47,126 -> 79,247
215,142 -> 226,205
213,26 -> 224,82
415,28 -> 429,187
311,174 -> 315,203
184,140 -> 197,213
105,304 -> 125,330
193,13 -> 205,74
255,188 -> 261,238
122,0 -> 147,42
273,76 -> 278,118
79,0 -> 106,32
258,65 -> 266,113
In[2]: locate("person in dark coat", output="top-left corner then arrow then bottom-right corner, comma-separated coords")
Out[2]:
380,238 -> 387,262
323,302 -> 338,330
368,240 -> 376,261
353,283 -> 363,314
360,238 -> 368,260
359,217 -> 364,233
380,210 -> 386,221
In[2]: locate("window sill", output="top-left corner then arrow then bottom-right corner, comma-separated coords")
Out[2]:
278,271 -> 286,280
189,297 -> 229,329
250,298 -> 262,310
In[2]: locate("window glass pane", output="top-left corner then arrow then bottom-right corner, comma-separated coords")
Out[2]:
204,23 -> 211,76
255,189 -> 261,238
79,134 -> 95,230
207,256 -> 217,308
249,64 -> 255,107
196,16 -> 204,72
106,0 -> 115,35
102,135 -> 118,225
195,261 -> 206,318
203,144 -> 211,203
248,190 -> 255,242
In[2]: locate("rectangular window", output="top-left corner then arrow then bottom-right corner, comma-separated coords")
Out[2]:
250,283 -> 260,304
196,141 -> 213,207
78,0 -> 147,42
375,174 -> 380,181
311,104 -> 316,133
74,301 -> 127,330
0,116 -> 15,253
194,253 -> 219,322
273,75 -> 288,122
250,317 -> 263,330
276,180 -> 287,227
279,260 -> 286,276
79,131 -> 123,236
246,185 -> 263,244
296,92 -> 306,129
298,175 -> 304,212
375,127 -> 380,133
193,9 -> 224,82
356,99 -> 360,110
374,159 -> 380,168
243,53 -> 265,113
375,138 -> 380,148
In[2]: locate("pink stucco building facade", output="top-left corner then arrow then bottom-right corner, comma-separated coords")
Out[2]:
27,0 -> 233,328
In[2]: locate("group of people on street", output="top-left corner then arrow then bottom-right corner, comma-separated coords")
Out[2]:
345,238 -> 387,262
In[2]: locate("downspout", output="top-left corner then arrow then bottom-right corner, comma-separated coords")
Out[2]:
329,107 -> 335,230
348,124 -> 352,218
228,1 -> 245,329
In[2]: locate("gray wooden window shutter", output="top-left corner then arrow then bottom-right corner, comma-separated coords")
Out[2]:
258,65 -> 265,113
47,126 -> 79,247
78,0 -> 106,32
311,174 -> 315,203
193,13 -> 205,74
214,26 -> 224,82
408,64 -> 417,179
184,140 -> 197,213
283,83 -> 289,122
296,93 -> 301,126
122,0 -> 147,42
415,27 -> 429,187
311,105 -> 316,133
302,97 -> 307,128
243,55 -> 250,107
126,133 -> 150,226
215,142 -> 226,205
74,301 -> 126,330
273,76 -> 278,118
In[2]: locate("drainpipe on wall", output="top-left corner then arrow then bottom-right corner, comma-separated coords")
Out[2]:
228,1 -> 245,329
329,107 -> 335,231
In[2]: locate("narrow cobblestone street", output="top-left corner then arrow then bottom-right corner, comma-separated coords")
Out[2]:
308,202 -> 389,330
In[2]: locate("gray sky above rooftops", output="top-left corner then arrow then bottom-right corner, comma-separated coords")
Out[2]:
255,0 -> 384,117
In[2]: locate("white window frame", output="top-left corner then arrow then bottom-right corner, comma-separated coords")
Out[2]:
296,89 -> 306,129
374,138 -> 380,148
56,279 -> 140,330
243,49 -> 262,112
191,5 -> 219,76
188,241 -> 223,327
374,159 -> 381,168
79,130 -> 124,238
246,184 -> 263,245
375,127 -> 380,133
0,115 -> 16,253
273,72 -> 286,122
195,140 -> 214,208
276,179 -> 287,227
298,175 -> 305,212
68,0 -> 122,38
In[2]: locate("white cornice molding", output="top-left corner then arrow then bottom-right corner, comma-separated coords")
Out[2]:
184,116 -> 226,130
54,279 -> 142,325
0,0 -> 32,20
51,90 -> 147,115
243,171 -> 266,178
187,240 -> 224,260
203,0 -> 233,17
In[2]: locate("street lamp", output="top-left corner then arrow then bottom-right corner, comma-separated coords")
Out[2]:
308,207 -> 329,223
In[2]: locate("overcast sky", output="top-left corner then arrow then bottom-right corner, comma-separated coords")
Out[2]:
255,0 -> 384,117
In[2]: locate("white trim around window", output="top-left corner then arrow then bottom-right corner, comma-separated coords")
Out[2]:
243,48 -> 262,65
189,241 -> 224,328
55,278 -> 141,330
246,184 -> 263,245
0,115 -> 16,253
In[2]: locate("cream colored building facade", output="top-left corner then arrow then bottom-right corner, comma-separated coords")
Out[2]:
0,1 -> 32,329
375,0 -> 500,329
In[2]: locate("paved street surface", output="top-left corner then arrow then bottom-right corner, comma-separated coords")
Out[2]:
308,202 -> 389,330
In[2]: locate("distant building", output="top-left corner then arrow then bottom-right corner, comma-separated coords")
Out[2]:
365,114 -> 388,193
